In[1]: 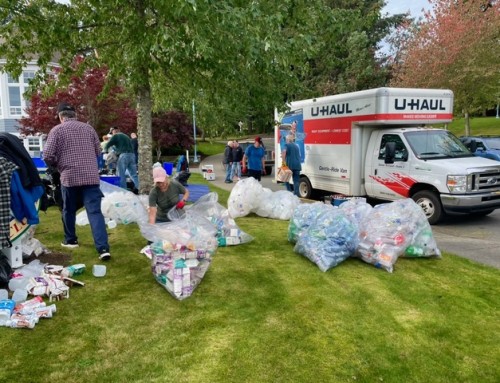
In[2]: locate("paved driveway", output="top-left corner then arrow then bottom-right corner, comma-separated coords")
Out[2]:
198,153 -> 500,269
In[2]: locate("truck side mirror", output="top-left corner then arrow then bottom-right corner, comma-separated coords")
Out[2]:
385,142 -> 396,164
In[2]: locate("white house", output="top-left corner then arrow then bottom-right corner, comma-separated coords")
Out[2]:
0,60 -> 40,135
0,60 -> 52,155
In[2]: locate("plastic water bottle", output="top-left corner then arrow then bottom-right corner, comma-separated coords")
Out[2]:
0,289 -> 8,300
12,289 -> 28,304
34,304 -> 57,319
6,317 -> 36,329
405,245 -> 425,257
0,299 -> 16,326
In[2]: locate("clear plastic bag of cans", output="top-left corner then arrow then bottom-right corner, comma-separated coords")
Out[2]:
356,198 -> 441,273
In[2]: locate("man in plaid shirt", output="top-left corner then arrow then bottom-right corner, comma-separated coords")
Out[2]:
43,103 -> 111,261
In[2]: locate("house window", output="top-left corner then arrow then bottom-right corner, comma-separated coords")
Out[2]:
23,71 -> 35,84
27,137 -> 42,152
7,71 -> 34,116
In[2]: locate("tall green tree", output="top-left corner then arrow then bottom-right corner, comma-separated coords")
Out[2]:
0,0 -> 324,192
389,0 -> 500,135
298,0 -> 405,99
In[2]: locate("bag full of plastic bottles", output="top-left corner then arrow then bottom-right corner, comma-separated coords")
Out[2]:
141,214 -> 218,301
187,192 -> 254,246
288,202 -> 332,244
356,198 -> 440,273
294,208 -> 359,272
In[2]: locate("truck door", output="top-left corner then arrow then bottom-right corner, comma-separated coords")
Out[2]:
366,132 -> 413,200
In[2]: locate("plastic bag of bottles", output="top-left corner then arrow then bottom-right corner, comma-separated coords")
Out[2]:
228,177 -> 301,220
188,192 -> 253,246
356,198 -> 440,272
253,190 -> 301,220
150,238 -> 212,301
288,202 -> 332,243
139,210 -> 218,250
139,205 -> 217,301
99,181 -> 148,225
294,208 -> 359,272
338,197 -> 373,226
227,177 -> 263,218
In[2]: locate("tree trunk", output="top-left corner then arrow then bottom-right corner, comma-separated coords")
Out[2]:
464,110 -> 471,136
136,83 -> 153,195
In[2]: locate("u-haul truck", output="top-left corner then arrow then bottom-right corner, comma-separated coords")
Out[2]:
275,87 -> 500,224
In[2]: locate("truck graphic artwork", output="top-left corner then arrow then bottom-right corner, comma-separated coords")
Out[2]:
274,87 -> 500,224
369,173 -> 417,198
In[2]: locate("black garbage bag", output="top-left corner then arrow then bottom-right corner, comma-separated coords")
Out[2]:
0,253 -> 12,289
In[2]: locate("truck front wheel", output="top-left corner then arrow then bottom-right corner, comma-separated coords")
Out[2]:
412,190 -> 443,225
298,177 -> 312,199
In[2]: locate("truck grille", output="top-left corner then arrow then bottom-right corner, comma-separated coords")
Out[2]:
472,168 -> 500,192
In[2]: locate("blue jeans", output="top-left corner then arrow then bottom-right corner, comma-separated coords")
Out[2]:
231,162 -> 241,179
225,162 -> 233,181
285,169 -> 301,197
61,184 -> 109,253
117,152 -> 139,189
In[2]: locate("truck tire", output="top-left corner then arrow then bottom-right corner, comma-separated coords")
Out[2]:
298,177 -> 312,199
412,190 -> 443,225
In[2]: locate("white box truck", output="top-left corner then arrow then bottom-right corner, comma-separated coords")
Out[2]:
274,87 -> 500,224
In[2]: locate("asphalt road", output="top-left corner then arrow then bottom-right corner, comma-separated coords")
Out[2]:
198,153 -> 500,269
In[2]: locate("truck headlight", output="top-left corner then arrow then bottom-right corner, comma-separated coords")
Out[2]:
447,175 -> 471,193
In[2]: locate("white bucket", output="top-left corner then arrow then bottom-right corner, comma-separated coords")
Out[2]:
92,265 -> 107,277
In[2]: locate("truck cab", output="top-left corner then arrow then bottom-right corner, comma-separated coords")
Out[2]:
365,128 -> 500,223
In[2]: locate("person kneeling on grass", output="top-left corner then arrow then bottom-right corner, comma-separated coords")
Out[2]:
148,167 -> 190,224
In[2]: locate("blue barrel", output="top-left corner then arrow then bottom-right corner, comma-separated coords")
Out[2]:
163,162 -> 174,175
332,197 -> 349,207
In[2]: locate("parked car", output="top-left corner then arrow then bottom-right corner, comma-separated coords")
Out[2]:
238,140 -> 275,176
460,136 -> 500,161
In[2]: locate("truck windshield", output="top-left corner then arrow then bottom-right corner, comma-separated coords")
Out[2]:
404,130 -> 473,159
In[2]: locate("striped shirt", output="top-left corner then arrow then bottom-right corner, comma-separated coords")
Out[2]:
43,118 -> 101,187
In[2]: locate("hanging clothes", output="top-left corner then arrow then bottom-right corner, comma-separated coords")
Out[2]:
0,132 -> 43,189
0,157 -> 18,248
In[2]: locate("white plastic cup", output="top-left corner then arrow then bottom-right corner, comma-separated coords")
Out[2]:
107,219 -> 117,229
92,265 -> 106,277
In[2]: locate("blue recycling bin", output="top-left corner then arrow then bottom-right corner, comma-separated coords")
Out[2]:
163,162 -> 174,176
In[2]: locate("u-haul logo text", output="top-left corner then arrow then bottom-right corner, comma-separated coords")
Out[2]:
394,98 -> 446,111
311,103 -> 353,117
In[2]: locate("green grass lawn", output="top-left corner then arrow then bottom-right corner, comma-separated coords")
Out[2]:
435,116 -> 500,137
3,176 -> 499,383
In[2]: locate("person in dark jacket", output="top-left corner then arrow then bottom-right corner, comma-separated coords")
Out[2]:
104,127 -> 139,191
230,140 -> 244,181
281,134 -> 302,197
223,141 -> 234,183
